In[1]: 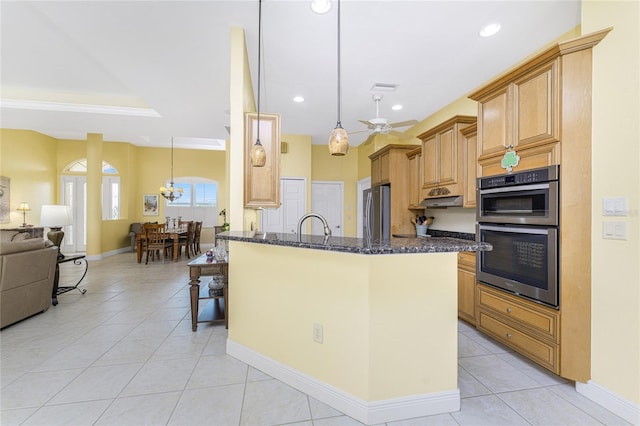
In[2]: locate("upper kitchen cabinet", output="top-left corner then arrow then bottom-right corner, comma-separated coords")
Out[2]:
369,144 -> 420,234
417,115 -> 476,201
469,29 -> 611,178
406,146 -> 424,209
244,112 -> 281,208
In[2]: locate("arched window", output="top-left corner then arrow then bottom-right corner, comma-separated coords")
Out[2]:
63,159 -> 120,220
163,177 -> 218,227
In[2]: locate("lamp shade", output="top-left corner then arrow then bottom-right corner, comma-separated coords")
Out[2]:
16,202 -> 31,212
40,205 -> 72,228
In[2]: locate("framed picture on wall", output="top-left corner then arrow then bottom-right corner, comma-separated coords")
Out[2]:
0,176 -> 10,223
143,194 -> 158,216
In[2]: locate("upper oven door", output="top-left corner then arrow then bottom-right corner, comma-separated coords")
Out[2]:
477,181 -> 559,226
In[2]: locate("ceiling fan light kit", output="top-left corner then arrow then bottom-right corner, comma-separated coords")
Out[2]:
251,0 -> 267,167
328,0 -> 349,156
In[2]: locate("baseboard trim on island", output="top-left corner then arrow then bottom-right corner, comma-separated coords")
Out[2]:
227,338 -> 460,425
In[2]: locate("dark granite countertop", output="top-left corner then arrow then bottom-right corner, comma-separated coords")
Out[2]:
217,231 -> 491,255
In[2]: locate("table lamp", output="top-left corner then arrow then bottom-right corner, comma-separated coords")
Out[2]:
16,202 -> 31,227
40,205 -> 72,259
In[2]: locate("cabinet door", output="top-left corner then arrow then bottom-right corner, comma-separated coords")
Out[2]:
438,126 -> 457,185
478,142 -> 559,177
371,157 -> 381,186
421,135 -> 438,188
458,269 -> 476,325
514,59 -> 559,148
478,87 -> 511,157
379,151 -> 391,184
244,113 -> 281,208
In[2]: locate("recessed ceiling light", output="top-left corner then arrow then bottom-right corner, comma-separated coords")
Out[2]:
311,0 -> 331,14
480,23 -> 501,37
391,104 -> 403,111
293,96 -> 305,103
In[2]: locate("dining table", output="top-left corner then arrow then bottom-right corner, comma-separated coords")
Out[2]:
136,228 -> 187,263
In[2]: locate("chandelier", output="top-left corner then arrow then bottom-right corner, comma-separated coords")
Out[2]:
159,137 -> 184,202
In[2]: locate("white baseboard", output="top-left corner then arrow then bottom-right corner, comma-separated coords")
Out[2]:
576,380 -> 640,425
85,246 -> 130,261
226,339 -> 460,425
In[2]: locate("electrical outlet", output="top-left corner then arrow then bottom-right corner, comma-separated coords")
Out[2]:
313,323 -> 323,344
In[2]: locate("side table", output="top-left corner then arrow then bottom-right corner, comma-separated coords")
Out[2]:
52,255 -> 88,305
187,254 -> 228,331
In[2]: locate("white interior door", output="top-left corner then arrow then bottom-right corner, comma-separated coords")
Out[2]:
61,175 -> 87,253
311,181 -> 343,237
261,177 -> 306,233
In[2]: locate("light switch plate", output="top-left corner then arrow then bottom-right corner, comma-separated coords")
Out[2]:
603,221 -> 627,240
603,197 -> 628,216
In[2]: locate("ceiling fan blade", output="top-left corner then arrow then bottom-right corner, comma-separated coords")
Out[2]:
348,129 -> 371,135
389,119 -> 419,128
358,119 -> 374,128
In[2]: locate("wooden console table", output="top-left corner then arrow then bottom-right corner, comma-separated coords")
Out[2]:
52,255 -> 88,306
187,254 -> 228,331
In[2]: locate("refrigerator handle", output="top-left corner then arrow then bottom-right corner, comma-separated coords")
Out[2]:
364,192 -> 372,239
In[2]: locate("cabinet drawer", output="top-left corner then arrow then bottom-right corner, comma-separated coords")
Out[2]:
477,285 -> 559,342
457,251 -> 476,271
478,311 -> 559,374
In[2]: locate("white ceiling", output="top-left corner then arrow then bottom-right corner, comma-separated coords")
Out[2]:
0,1 -> 581,150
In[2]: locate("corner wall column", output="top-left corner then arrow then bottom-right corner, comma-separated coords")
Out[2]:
86,133 -> 103,257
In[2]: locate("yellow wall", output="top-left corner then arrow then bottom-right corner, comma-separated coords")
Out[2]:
0,129 -> 58,227
311,144 -> 359,236
228,241 -> 458,401
0,129 -> 227,253
583,0 -> 640,406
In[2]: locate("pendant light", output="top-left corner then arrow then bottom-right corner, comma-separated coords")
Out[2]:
250,0 -> 267,167
159,137 -> 184,202
328,0 -> 349,156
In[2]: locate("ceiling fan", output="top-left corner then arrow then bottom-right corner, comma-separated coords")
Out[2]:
353,94 -> 418,135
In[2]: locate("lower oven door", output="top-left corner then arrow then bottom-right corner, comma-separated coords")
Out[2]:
477,223 -> 559,308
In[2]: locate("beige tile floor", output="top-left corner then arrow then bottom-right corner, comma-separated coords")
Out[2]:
0,249 -> 632,426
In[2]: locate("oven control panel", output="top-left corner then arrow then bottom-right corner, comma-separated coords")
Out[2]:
479,165 -> 559,189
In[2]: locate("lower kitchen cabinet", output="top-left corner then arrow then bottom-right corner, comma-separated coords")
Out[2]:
476,283 -> 560,374
457,252 -> 476,325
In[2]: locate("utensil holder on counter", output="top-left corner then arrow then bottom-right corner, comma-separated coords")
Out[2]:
416,225 -> 428,236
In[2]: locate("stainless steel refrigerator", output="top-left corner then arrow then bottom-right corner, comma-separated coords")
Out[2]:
363,185 -> 391,241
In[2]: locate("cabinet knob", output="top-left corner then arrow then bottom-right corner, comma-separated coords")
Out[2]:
506,307 -> 512,313
506,333 -> 512,339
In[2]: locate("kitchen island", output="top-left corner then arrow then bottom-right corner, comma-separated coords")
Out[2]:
218,231 -> 490,425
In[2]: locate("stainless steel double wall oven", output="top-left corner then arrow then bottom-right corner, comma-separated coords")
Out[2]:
476,165 -> 560,308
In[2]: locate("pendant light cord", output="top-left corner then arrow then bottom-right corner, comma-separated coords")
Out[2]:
256,0 -> 262,144
170,137 -> 174,183
336,0 -> 342,127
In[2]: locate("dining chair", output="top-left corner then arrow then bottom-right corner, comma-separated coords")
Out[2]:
177,221 -> 195,259
144,223 -> 173,264
193,221 -> 203,255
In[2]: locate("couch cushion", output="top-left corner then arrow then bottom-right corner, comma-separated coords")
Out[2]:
11,231 -> 30,242
0,238 -> 46,255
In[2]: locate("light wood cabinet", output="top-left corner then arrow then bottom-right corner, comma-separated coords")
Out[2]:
476,284 -> 559,373
457,251 -> 476,325
244,113 -> 281,208
473,60 -> 559,178
460,123 -> 478,209
417,115 -> 476,201
406,147 -> 424,209
369,144 -> 420,235
468,28 -> 610,381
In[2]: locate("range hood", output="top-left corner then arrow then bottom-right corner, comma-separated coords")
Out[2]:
420,196 -> 463,208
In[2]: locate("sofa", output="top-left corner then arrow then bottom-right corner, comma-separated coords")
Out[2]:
0,229 -> 58,329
